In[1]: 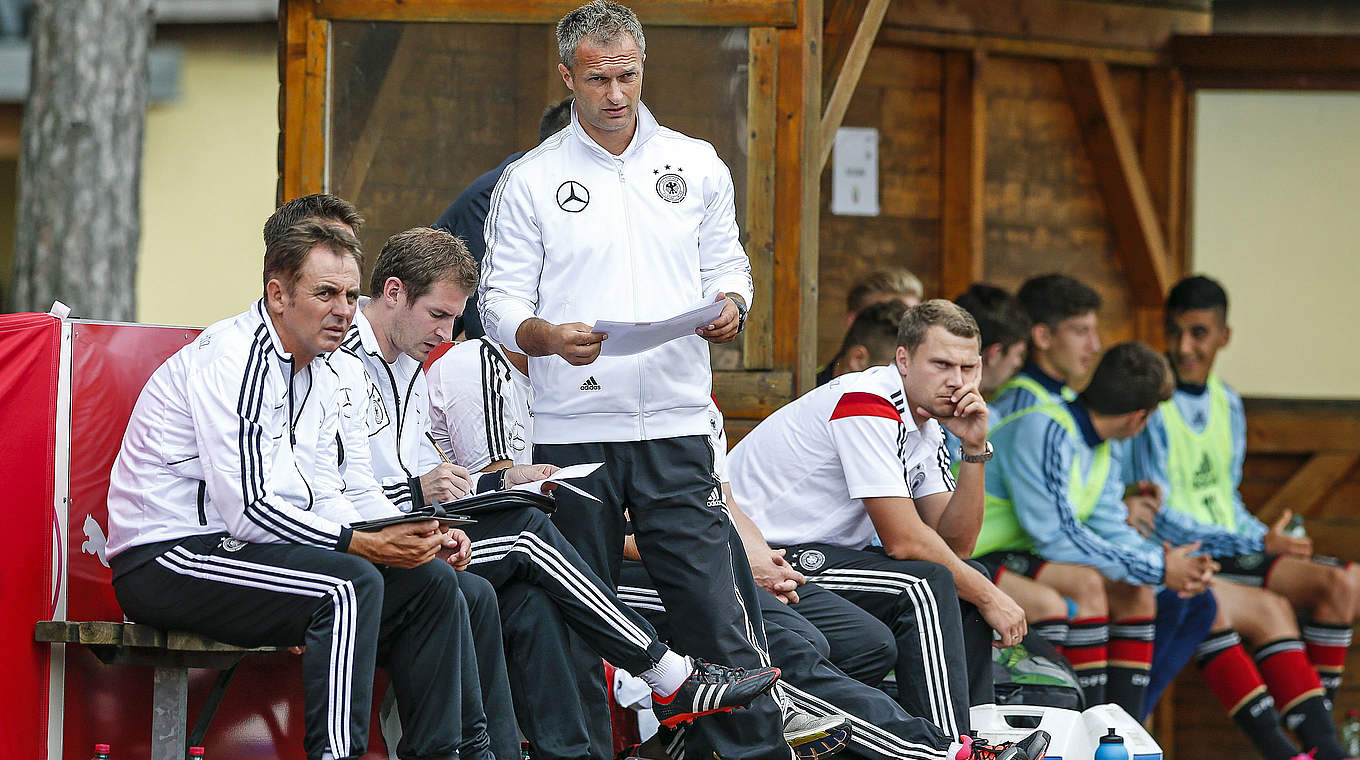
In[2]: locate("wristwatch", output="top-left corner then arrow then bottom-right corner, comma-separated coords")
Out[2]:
731,296 -> 749,333
959,440 -> 993,464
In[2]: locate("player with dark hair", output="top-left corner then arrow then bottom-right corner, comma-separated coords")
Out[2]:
1120,275 -> 1359,759
816,300 -> 909,386
990,274 -> 1102,418
952,284 -> 1030,398
974,342 -> 1213,717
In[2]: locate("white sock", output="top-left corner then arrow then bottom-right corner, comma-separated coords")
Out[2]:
944,738 -> 968,759
638,651 -> 693,696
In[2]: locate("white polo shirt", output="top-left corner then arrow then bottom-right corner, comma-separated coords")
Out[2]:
728,365 -> 955,550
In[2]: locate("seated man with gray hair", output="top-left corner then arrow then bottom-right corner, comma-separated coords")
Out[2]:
106,221 -> 472,760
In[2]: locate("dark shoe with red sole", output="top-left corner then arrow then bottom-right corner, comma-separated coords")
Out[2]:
651,659 -> 781,727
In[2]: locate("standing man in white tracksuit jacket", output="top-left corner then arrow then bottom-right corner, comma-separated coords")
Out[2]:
478,3 -> 790,758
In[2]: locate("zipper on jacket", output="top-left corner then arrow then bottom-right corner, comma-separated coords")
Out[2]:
286,357 -> 297,445
196,481 -> 207,526
378,357 -> 416,477
286,364 -> 315,510
615,157 -> 647,440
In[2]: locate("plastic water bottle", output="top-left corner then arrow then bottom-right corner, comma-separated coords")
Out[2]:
1341,709 -> 1360,757
91,745 -> 111,760
1284,514 -> 1308,539
1094,728 -> 1128,760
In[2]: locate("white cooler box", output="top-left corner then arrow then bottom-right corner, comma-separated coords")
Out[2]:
970,703 -> 1163,760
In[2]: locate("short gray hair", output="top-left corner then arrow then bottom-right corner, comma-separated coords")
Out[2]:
557,1 -> 646,69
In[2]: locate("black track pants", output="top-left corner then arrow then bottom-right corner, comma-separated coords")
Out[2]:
114,535 -> 466,760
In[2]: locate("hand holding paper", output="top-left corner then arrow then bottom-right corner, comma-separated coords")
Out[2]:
510,462 -> 605,502
590,298 -> 728,357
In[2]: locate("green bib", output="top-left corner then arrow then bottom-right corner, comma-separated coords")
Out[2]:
1161,376 -> 1237,530
996,373 -> 1078,410
974,403 -> 1112,557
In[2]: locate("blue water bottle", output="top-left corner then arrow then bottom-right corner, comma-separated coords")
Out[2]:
1094,728 -> 1128,760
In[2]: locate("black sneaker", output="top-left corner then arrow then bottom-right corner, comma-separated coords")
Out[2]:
957,730 -> 1050,760
651,659 -> 781,727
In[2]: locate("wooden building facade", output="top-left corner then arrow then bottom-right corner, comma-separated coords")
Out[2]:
277,1 -> 1360,757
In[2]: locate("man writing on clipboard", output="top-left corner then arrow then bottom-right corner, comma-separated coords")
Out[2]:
479,2 -> 789,758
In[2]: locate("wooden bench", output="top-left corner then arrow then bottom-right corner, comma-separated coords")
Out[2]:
35,621 -> 282,760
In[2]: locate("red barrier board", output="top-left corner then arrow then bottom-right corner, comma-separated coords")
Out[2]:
0,314 -> 62,760
7,317 -> 391,759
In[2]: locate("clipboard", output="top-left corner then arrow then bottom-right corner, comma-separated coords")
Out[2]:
452,488 -> 556,517
351,507 -> 477,532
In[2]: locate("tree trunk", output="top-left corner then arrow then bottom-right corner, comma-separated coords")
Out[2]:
10,0 -> 153,320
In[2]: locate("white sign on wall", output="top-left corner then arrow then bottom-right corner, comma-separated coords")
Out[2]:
831,126 -> 879,216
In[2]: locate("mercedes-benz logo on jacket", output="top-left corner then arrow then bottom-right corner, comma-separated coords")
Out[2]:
556,181 -> 590,212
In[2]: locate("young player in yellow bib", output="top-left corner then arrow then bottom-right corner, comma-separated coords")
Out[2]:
1121,276 -> 1360,759
973,342 -> 1215,718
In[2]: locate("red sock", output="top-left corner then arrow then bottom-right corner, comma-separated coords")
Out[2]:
1257,638 -> 1344,759
1197,631 -> 1299,760
1256,638 -> 1325,714
1303,622 -> 1351,703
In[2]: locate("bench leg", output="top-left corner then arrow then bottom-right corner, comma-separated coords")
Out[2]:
152,666 -> 188,760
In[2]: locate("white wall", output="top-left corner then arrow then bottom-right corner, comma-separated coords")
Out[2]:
1191,90 -> 1360,399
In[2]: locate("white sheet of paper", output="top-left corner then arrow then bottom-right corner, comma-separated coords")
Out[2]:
591,298 -> 728,357
510,462 -> 605,502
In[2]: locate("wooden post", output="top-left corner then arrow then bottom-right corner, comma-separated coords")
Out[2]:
1061,59 -> 1171,310
151,666 -> 188,760
940,50 -> 987,299
817,0 -> 890,170
279,0 -> 328,202
773,0 -> 822,394
744,27 -> 778,370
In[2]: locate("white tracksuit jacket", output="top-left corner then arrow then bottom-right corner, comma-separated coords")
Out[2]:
478,102 -> 753,444
332,308 -> 444,514
106,300 -> 353,561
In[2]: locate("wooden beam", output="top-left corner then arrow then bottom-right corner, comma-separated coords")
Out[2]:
1172,34 -> 1360,72
743,27 -> 778,370
939,50 -> 986,299
772,27 -> 804,376
1060,59 -> 1171,307
877,27 -> 1165,66
817,0 -> 889,170
773,0 -> 821,393
1132,66 -> 1184,347
336,28 -> 421,205
798,0 -> 824,395
1258,452 -> 1360,526
882,0 -> 1209,54
278,0 -> 327,202
821,0 -> 870,95
313,0 -> 798,27
712,370 -> 794,419
1179,70 -> 1360,92
0,103 -> 20,161
1245,399 -> 1360,454
1140,67 -> 1184,273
